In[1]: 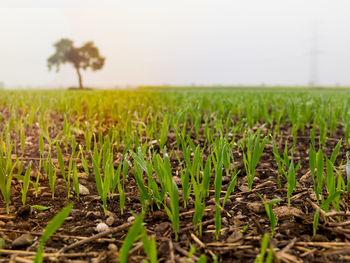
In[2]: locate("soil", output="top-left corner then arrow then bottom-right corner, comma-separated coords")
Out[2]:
1,116 -> 350,263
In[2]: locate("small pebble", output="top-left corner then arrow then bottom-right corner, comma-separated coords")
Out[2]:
96,222 -> 109,233
106,216 -> 115,226
108,243 -> 118,251
12,234 -> 33,248
127,216 -> 135,223
79,184 -> 90,195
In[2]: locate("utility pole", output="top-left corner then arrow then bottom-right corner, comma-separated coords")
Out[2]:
309,22 -> 321,87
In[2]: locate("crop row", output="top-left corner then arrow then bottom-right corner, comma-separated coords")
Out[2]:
0,88 -> 350,262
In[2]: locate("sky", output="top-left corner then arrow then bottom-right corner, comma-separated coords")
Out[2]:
1,0 -> 350,88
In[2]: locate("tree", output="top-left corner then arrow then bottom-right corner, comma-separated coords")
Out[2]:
47,38 -> 105,89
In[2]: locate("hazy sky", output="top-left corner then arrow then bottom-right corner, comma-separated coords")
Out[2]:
1,0 -> 350,88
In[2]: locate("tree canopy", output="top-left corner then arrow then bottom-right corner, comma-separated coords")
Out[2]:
48,38 -> 105,89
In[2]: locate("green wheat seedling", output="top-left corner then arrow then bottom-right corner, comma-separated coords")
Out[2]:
345,122 -> 350,146
63,115 -> 72,148
0,138 -> 17,214
152,151 -> 169,209
309,140 -> 342,204
272,144 -> 300,207
162,152 -> 180,241
179,165 -> 191,208
21,162 -> 32,206
91,141 -> 116,215
32,164 -> 41,197
47,156 -> 57,200
309,145 -> 318,200
81,152 -> 89,177
272,141 -> 288,188
330,139 -> 342,165
325,157 -> 336,197
223,170 -> 238,208
84,121 -> 93,152
20,123 -> 26,157
56,142 -> 71,198
192,157 -> 211,236
113,157 -> 129,214
158,115 -> 169,150
30,205 -> 51,215
313,208 -> 320,237
134,148 -> 164,210
257,193 -> 282,237
34,203 -> 73,263
120,213 -> 145,263
318,117 -> 328,147
286,160 -> 300,207
183,141 -> 202,181
72,161 -> 80,200
287,160 -> 300,206
314,148 -> 324,204
313,191 -> 342,236
120,213 -> 158,263
132,150 -> 153,212
181,142 -> 202,207
310,121 -> 316,148
323,146 -> 343,211
242,126 -> 268,191
141,227 -> 158,263
211,137 -> 239,240
213,143 -> 223,240
254,233 -> 274,263
347,152 -> 350,193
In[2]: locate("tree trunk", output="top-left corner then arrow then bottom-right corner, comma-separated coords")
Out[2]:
75,67 -> 83,89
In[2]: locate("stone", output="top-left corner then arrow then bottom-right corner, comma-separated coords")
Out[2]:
127,216 -> 135,223
155,222 -> 170,233
79,184 -> 90,195
106,216 -> 115,226
226,228 -> 243,243
273,206 -> 305,220
238,184 -> 249,193
312,234 -> 329,242
247,202 -> 265,213
96,222 -> 109,233
108,243 -> 118,251
12,234 -> 33,248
